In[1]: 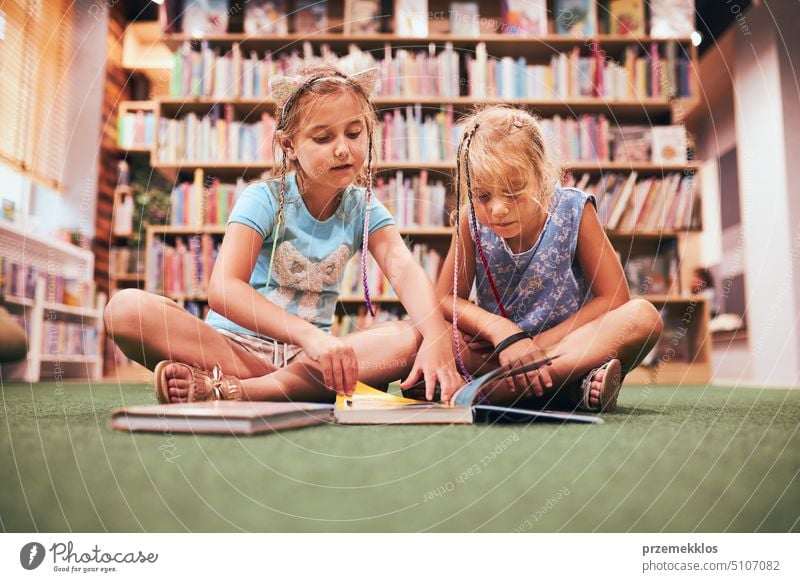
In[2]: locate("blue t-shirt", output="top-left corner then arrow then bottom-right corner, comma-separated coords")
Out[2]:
205,173 -> 395,337
471,187 -> 596,335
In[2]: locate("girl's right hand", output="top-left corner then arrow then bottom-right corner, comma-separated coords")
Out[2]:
497,338 -> 553,398
301,333 -> 359,397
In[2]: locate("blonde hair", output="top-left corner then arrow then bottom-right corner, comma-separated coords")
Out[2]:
272,64 -> 378,186
455,105 -> 561,221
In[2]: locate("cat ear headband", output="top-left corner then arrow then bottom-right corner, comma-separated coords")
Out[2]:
269,67 -> 379,117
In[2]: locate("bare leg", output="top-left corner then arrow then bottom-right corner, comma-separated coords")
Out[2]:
238,320 -> 431,401
483,298 -> 664,407
104,289 -> 277,401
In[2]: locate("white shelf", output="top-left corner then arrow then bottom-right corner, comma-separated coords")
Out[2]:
0,219 -> 92,262
1,221 -> 106,383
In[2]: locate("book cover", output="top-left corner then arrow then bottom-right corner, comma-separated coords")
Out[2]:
344,0 -> 382,34
501,0 -> 547,36
395,0 -> 428,37
111,401 -> 334,435
651,125 -> 687,163
610,125 -> 651,162
244,0 -> 289,34
294,0 -> 328,34
554,0 -> 596,37
609,0 -> 645,35
181,0 -> 229,36
450,2 -> 480,36
650,0 -> 695,38
606,171 -> 638,229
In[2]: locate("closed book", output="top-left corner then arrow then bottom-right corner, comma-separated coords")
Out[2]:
111,401 -> 334,435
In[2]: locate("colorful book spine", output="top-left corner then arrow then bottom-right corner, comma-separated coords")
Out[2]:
146,235 -> 221,298
582,172 -> 698,230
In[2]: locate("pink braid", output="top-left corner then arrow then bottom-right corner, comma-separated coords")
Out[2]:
452,130 -> 473,381
361,132 -> 375,317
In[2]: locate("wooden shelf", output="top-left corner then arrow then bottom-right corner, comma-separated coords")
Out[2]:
151,160 -> 699,181
120,100 -> 156,110
41,302 -> 103,320
158,96 -> 678,118
162,33 -> 693,55
147,224 -> 699,239
110,273 -> 145,282
1,295 -> 35,308
116,146 -> 152,154
626,361 -> 711,385
40,354 -> 102,364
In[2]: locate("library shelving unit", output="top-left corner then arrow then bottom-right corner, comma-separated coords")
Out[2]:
124,4 -> 710,385
0,221 -> 106,382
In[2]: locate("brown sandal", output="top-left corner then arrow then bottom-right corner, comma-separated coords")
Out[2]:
154,360 -> 243,404
577,359 -> 623,412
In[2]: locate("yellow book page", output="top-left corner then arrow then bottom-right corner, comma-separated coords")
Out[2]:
335,382 -> 430,410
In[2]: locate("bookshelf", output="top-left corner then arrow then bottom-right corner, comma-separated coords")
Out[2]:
122,0 -> 708,384
0,221 -> 106,382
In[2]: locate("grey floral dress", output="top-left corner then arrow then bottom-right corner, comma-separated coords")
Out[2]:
471,187 -> 597,335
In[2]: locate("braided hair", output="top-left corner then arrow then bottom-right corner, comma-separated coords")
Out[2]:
268,66 -> 378,315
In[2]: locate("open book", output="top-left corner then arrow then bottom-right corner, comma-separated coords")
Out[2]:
334,355 -> 603,425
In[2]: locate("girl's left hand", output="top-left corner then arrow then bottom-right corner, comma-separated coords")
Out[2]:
400,334 -> 464,403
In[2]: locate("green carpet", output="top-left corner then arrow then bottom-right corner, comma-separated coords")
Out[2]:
1,381 -> 798,532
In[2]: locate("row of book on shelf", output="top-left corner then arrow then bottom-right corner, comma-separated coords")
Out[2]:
146,234 -> 219,298
0,258 -> 95,307
162,0 -> 695,39
374,170 -> 448,228
142,169 -> 696,292
157,107 -> 276,164
117,109 -> 155,149
144,221 -> 685,305
569,170 -> 699,230
156,104 -> 689,165
110,246 -> 145,277
339,243 -> 443,299
5,304 -> 98,359
169,39 -> 691,101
